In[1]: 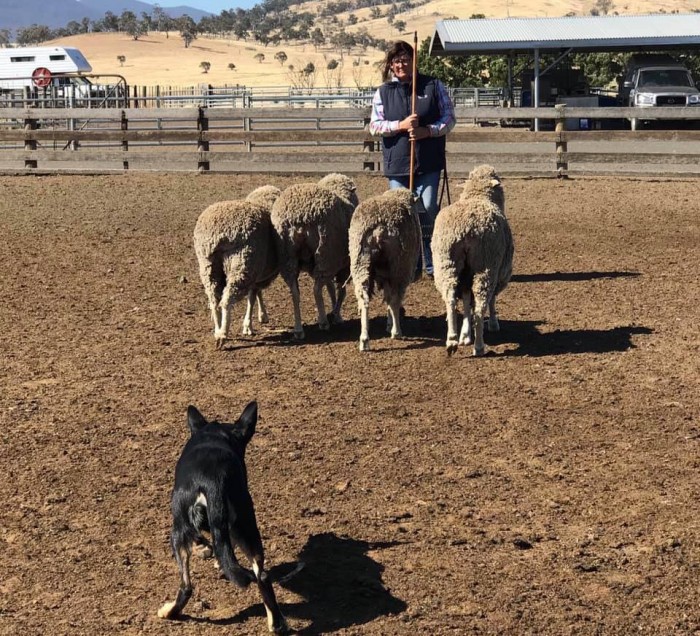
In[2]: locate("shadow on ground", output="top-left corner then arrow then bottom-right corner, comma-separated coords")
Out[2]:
489,320 -> 653,357
512,270 -> 640,283
193,532 -> 406,634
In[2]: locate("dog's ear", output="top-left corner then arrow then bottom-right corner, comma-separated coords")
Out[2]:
235,401 -> 258,446
187,405 -> 208,435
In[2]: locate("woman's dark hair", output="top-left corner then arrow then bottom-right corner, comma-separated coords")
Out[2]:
381,40 -> 414,82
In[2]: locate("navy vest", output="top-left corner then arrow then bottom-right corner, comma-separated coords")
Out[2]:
379,74 -> 446,177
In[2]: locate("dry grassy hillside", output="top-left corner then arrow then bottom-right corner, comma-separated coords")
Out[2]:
49,0 -> 698,88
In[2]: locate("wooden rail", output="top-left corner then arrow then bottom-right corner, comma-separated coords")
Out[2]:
1,105 -> 699,177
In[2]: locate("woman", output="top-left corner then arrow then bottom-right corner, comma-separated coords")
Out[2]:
369,40 -> 456,276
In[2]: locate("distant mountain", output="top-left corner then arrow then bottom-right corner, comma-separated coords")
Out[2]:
0,0 -> 212,32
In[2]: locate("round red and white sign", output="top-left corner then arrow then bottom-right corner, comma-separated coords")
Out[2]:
31,67 -> 52,88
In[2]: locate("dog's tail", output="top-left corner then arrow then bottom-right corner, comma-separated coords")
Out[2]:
201,486 -> 254,589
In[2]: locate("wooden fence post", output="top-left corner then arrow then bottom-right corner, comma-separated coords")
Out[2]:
362,116 -> 377,171
554,104 -> 568,178
244,114 -> 251,153
24,116 -> 37,170
121,110 -> 129,171
197,107 -> 210,172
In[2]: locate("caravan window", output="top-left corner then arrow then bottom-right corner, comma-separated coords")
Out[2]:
11,56 -> 36,62
49,55 -> 66,61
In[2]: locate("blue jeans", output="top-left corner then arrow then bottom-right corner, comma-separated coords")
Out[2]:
388,171 -> 441,274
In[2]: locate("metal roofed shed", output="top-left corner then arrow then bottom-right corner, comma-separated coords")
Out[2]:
428,14 -> 700,130
429,14 -> 700,55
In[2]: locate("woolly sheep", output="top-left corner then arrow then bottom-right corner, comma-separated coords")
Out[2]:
349,188 -> 422,351
193,185 -> 281,349
431,165 -> 514,356
271,173 -> 358,340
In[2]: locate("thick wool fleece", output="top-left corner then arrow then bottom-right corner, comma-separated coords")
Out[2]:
349,187 -> 421,300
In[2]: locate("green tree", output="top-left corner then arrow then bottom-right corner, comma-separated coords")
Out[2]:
117,55 -> 126,67
254,53 -> 265,63
200,61 -> 211,73
274,50 -> 288,66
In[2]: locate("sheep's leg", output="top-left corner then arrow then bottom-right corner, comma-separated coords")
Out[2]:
471,272 -> 491,356
487,294 -> 500,332
387,293 -> 403,340
289,278 -> 305,340
257,292 -> 269,324
459,292 -> 473,346
313,279 -> 330,331
330,269 -> 349,324
358,288 -> 371,352
217,285 -> 236,349
445,288 -> 459,354
204,286 -> 221,339
385,310 -> 393,334
242,290 -> 256,336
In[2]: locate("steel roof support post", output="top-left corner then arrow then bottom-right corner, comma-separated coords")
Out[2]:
534,47 -> 540,131
507,54 -> 514,106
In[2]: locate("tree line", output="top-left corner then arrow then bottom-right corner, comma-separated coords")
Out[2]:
0,2 -> 697,91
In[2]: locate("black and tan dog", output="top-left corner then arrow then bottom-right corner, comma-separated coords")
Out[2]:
158,402 -> 289,634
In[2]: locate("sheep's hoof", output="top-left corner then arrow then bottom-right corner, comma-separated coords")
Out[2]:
241,325 -> 254,336
293,330 -> 305,341
359,338 -> 370,352
459,334 -> 473,346
328,312 -> 344,325
259,313 -> 270,324
215,337 -> 227,350
318,320 -> 330,331
473,346 -> 485,357
487,318 -> 500,332
446,340 -> 458,356
390,332 -> 403,340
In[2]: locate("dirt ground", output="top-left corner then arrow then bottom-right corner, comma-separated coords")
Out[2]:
1,172 -> 698,636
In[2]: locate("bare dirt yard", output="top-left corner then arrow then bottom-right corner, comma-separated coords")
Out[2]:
1,172 -> 698,636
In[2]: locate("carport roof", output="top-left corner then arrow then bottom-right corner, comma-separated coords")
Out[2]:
429,13 -> 700,55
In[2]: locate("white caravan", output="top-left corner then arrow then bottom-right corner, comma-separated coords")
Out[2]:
0,46 -> 92,90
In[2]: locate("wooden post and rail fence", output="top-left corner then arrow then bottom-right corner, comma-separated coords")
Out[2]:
1,104 -> 699,177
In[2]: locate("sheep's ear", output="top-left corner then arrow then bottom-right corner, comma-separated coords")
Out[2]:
490,178 -> 501,187
235,401 -> 258,446
187,405 -> 208,435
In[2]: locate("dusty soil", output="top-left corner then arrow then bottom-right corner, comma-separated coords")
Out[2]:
1,173 -> 698,636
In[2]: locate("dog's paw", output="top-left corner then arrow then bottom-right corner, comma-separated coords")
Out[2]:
157,601 -> 179,620
192,543 -> 213,559
231,567 -> 256,588
272,617 -> 291,634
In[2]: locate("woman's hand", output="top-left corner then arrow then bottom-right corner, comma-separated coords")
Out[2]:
409,126 -> 431,141
399,114 -> 419,132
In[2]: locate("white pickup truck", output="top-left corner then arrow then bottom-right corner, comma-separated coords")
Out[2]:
618,54 -> 700,130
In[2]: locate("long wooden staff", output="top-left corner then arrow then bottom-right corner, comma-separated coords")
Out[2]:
409,30 -> 418,193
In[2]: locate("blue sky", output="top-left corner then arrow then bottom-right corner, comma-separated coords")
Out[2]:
180,0 -> 260,12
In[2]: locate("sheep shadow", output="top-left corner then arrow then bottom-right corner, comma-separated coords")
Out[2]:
488,320 -> 652,357
512,270 -> 640,283
209,532 -> 407,634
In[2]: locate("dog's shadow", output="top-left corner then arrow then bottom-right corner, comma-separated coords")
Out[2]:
223,532 -> 407,634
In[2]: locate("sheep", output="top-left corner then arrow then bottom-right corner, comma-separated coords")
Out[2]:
349,187 -> 422,351
193,185 -> 281,349
431,165 -> 514,356
271,173 -> 358,340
